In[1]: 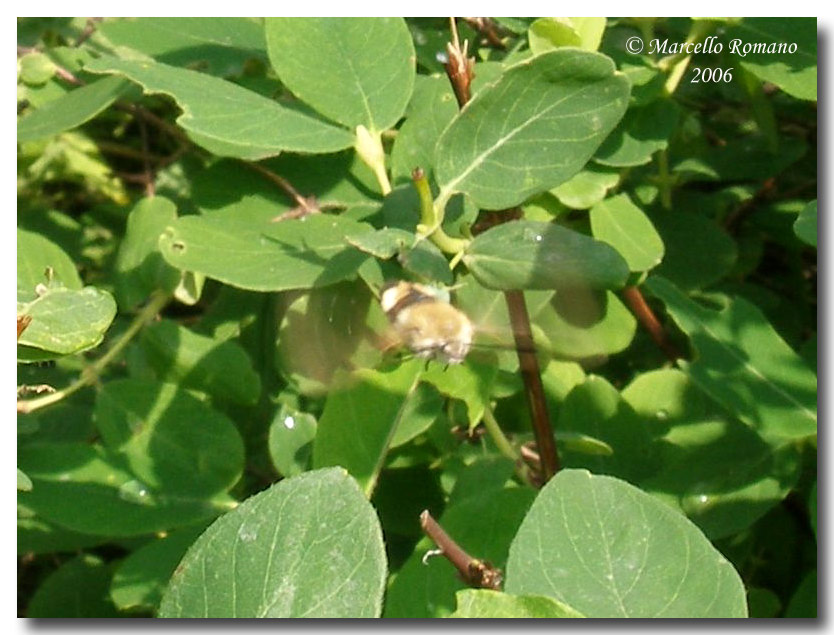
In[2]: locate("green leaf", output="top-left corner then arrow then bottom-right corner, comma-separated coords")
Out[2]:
18,443 -> 225,536
556,376 -> 659,482
268,405 -> 317,478
94,379 -> 245,497
115,196 -> 181,309
383,487 -> 537,618
390,381 -> 444,447
550,167 -> 619,209
505,469 -> 748,617
725,18 -> 817,101
111,526 -> 205,612
265,18 -> 415,132
533,288 -> 636,358
451,589 -> 585,618
623,369 -> 801,539
401,238 -> 454,285
17,76 -> 130,142
463,220 -> 630,291
422,358 -> 497,427
595,98 -> 680,167
646,276 -> 817,442
794,200 -> 816,247
17,286 -> 117,357
590,193 -> 664,272
17,228 -> 82,298
139,319 -> 261,405
27,555 -> 119,617
98,17 -> 266,73
784,571 -> 817,617
18,51 -> 56,84
158,212 -> 372,292
84,57 -> 354,159
17,468 -> 33,491
346,227 -> 412,259
650,209 -> 738,291
158,468 -> 386,618
528,17 -> 606,54
312,361 -> 423,496
435,49 -> 630,210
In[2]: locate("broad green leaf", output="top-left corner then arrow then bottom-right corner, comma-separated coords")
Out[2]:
312,361 -> 423,496
451,589 -> 585,618
115,196 -> 180,309
140,319 -> 261,405
422,358 -> 497,427
463,220 -> 630,291
447,455 -> 516,506
390,381 -> 444,447
623,369 -> 801,538
725,18 -> 817,101
111,526 -> 204,612
84,57 -> 354,159
27,555 -> 119,618
17,286 -> 117,357
590,193 -> 664,272
18,443 -> 227,536
401,237 -> 454,285
505,469 -> 748,617
533,288 -> 636,358
384,487 -> 537,618
17,76 -> 130,142
158,468 -> 386,618
650,209 -> 738,291
747,587 -> 782,618
794,200 -> 816,247
265,18 -> 415,132
435,49 -> 630,210
550,167 -> 619,209
646,276 -> 817,442
556,376 -> 659,482
17,228 -> 82,299
528,17 -> 606,54
98,17 -> 266,74
158,212 -> 372,292
674,135 -> 806,183
17,516 -> 108,556
268,405 -> 317,478
595,98 -> 680,167
94,379 -> 244,497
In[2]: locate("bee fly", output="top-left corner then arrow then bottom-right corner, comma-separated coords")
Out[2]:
380,281 -> 474,365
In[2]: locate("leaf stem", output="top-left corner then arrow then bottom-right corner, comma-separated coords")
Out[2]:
481,406 -> 519,463
17,290 -> 170,414
657,149 -> 673,210
412,168 -> 469,255
621,285 -> 681,362
660,20 -> 716,96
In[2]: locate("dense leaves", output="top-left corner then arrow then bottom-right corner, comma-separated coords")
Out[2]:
18,16 -> 816,620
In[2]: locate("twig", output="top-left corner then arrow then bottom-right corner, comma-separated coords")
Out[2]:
137,106 -> 155,197
505,290 -> 560,480
17,315 -> 32,339
621,286 -> 681,362
74,18 -> 102,48
419,510 -> 502,590
461,17 -> 506,49
246,161 -> 320,220
442,18 -> 560,483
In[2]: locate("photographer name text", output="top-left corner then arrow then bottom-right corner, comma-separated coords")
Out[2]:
649,36 -> 797,57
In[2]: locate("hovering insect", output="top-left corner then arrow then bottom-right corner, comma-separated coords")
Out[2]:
380,280 -> 474,365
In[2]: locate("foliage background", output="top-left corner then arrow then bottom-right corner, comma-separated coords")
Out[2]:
16,17 -> 816,618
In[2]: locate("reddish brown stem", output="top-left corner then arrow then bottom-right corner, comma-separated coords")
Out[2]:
419,510 -> 502,590
505,290 -> 560,480
461,17 -> 506,49
246,162 -> 320,220
621,286 -> 681,362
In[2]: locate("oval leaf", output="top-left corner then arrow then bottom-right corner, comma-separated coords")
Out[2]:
505,469 -> 748,617
84,57 -> 354,159
158,468 -> 386,618
463,220 -> 630,290
451,589 -> 584,618
589,193 -> 664,272
435,49 -> 629,210
265,17 -> 415,131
